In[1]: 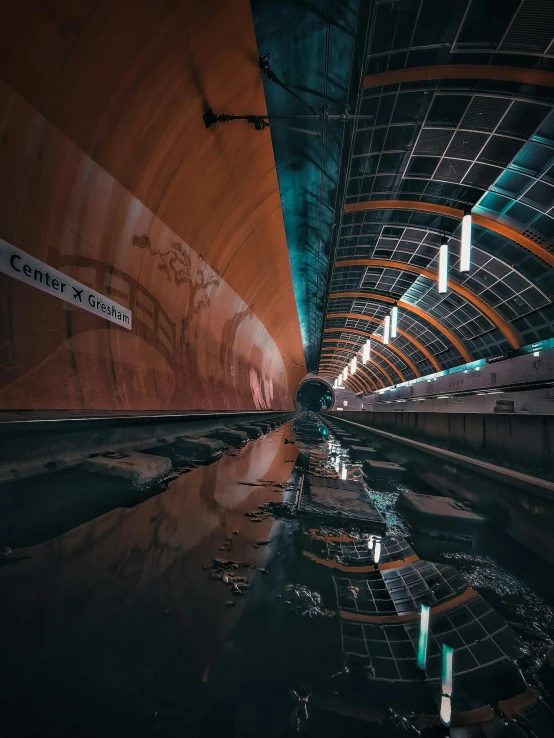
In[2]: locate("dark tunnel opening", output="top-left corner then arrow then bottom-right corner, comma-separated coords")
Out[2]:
294,379 -> 334,411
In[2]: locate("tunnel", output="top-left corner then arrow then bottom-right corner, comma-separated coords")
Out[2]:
1,1 -> 554,736
294,378 -> 335,412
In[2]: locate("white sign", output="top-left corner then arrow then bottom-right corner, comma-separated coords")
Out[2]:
0,240 -> 132,330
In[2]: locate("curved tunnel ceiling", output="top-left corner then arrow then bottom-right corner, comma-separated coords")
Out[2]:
307,0 -> 554,393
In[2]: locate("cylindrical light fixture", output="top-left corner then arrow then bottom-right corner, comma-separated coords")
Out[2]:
438,238 -> 448,293
362,339 -> 371,364
373,539 -> 381,564
460,212 -> 472,272
351,356 -> 357,374
417,603 -> 431,669
343,365 -> 348,381
440,643 -> 454,726
383,315 -> 391,344
391,304 -> 398,338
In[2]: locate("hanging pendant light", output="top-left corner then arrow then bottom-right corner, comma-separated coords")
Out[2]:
383,315 -> 390,344
362,339 -> 371,364
460,212 -> 472,272
391,304 -> 398,338
438,237 -> 449,294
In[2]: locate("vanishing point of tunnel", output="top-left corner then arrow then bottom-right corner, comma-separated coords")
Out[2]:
1,1 -> 554,736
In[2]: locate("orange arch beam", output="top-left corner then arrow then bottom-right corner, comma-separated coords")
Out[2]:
321,353 -> 393,388
320,353 -> 391,388
330,292 -> 472,362
323,327 -> 421,378
318,359 -> 378,392
334,259 -> 522,349
320,351 -> 392,388
320,362 -> 370,393
364,64 -> 554,91
327,312 -> 442,372
343,199 -> 554,268
319,362 -> 379,393
322,337 -> 408,382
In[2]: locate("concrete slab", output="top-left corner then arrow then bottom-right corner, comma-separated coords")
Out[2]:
82,451 -> 172,485
252,422 -> 271,433
396,490 -> 486,540
238,425 -> 263,439
299,475 -> 385,530
174,436 -> 224,462
208,428 -> 248,446
350,445 -> 380,461
363,459 -> 407,478
341,436 -> 360,447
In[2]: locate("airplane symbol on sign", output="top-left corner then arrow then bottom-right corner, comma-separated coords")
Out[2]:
72,287 -> 83,302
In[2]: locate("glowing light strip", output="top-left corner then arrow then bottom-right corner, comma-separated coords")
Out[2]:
374,539 -> 381,564
417,604 -> 430,669
391,305 -> 398,338
343,366 -> 348,381
438,241 -> 448,294
461,213 -> 472,272
362,339 -> 371,364
351,356 -> 357,374
383,315 -> 390,344
440,643 -> 454,726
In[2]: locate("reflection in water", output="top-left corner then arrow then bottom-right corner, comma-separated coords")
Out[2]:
0,414 -> 553,737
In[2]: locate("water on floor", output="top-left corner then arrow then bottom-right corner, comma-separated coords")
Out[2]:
0,413 -> 553,737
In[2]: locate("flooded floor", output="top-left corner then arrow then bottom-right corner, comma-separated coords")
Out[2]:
0,413 -> 553,737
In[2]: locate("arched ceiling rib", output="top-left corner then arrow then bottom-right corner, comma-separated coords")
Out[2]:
324,327 -> 422,378
334,260 -> 522,348
363,65 -> 554,91
320,349 -> 392,387
327,312 -> 443,371
329,291 -> 472,361
322,337 -> 407,382
319,360 -> 380,392
315,0 -> 554,390
251,0 -> 554,386
343,200 -> 554,267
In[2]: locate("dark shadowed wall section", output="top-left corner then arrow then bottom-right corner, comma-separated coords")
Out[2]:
0,0 -> 305,410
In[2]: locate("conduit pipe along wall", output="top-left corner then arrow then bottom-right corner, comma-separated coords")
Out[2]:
0,0 -> 305,411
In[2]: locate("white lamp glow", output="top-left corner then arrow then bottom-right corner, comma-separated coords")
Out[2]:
374,539 -> 381,564
343,366 -> 348,381
391,305 -> 398,338
460,213 -> 472,272
341,465 -> 347,480
362,339 -> 371,364
417,603 -> 430,670
383,315 -> 390,344
351,356 -> 357,374
440,643 -> 454,726
438,241 -> 448,294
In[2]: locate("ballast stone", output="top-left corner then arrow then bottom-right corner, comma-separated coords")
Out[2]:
82,451 -> 172,484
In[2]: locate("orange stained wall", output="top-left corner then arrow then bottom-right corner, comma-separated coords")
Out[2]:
0,0 -> 305,410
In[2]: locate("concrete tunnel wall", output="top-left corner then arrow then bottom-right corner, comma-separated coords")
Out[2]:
0,0 -> 305,411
